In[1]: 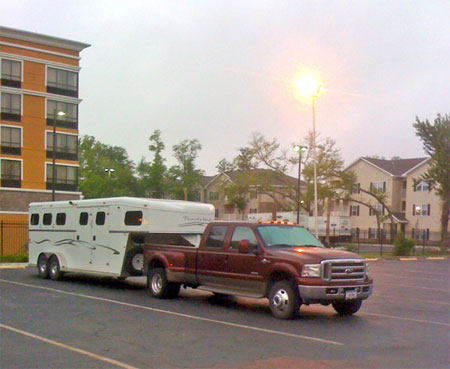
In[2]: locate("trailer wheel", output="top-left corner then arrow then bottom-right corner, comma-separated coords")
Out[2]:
37,254 -> 49,279
269,280 -> 301,319
332,300 -> 362,315
48,255 -> 63,281
148,268 -> 178,299
125,247 -> 143,276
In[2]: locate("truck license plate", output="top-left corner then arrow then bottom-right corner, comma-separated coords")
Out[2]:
345,290 -> 357,300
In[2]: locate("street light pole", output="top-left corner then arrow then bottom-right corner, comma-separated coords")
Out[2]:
293,145 -> 306,224
52,109 -> 65,201
312,95 -> 319,239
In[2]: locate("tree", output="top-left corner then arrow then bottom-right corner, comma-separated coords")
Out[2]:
216,158 -> 234,173
136,130 -> 167,198
413,114 -> 450,251
79,135 -> 137,198
170,139 -> 204,201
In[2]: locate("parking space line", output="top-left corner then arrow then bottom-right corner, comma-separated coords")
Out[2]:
0,323 -> 140,369
360,312 -> 450,327
371,293 -> 450,306
373,281 -> 449,293
0,279 -> 343,346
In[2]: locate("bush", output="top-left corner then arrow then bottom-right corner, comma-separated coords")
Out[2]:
345,244 -> 358,253
0,254 -> 28,263
393,232 -> 415,256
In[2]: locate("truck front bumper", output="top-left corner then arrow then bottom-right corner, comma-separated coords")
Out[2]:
298,283 -> 373,304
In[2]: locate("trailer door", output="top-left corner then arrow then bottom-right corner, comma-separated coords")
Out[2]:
89,207 -> 115,273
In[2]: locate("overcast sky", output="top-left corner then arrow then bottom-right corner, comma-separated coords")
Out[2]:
2,1 -> 449,175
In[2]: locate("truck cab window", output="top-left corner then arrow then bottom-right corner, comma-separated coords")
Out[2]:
205,225 -> 228,248
124,211 -> 143,226
96,212 -> 105,225
43,213 -> 52,225
229,226 -> 258,251
30,213 -> 39,225
79,212 -> 88,225
56,213 -> 66,226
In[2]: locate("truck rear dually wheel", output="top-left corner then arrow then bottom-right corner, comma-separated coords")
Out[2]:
332,300 -> 362,315
269,280 -> 301,319
148,268 -> 179,299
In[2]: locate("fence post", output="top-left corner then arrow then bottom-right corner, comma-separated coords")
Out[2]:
1,221 -> 3,258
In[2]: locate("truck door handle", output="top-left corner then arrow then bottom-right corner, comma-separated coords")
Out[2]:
261,258 -> 270,264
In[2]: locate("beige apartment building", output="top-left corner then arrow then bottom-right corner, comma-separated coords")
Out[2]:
345,157 -> 444,242
200,169 -> 300,220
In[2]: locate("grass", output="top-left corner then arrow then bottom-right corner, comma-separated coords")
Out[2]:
0,254 -> 28,263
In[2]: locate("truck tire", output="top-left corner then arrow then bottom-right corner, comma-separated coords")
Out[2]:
148,268 -> 179,299
269,280 -> 301,319
125,247 -> 143,276
37,254 -> 49,279
48,255 -> 63,281
332,300 -> 362,315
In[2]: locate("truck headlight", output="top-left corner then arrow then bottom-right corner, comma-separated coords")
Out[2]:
301,264 -> 321,278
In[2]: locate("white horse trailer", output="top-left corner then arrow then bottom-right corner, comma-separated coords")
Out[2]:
28,197 -> 215,280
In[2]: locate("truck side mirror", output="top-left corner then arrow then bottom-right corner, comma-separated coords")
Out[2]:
238,239 -> 250,254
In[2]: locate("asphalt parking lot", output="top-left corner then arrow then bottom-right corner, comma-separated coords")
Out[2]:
1,259 -> 449,369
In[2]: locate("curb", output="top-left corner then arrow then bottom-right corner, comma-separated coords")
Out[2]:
0,263 -> 29,270
364,256 -> 447,262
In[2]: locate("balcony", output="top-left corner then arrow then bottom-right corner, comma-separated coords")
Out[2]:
46,85 -> 78,98
1,78 -> 21,89
46,150 -> 78,161
46,118 -> 78,130
1,112 -> 21,122
1,146 -> 21,155
46,182 -> 78,192
1,178 -> 21,188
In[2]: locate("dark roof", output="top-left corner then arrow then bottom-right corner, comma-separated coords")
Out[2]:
362,157 -> 428,176
392,212 -> 409,223
202,169 -> 299,188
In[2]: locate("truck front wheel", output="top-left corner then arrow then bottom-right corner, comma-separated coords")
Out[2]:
332,300 -> 362,315
269,280 -> 301,319
148,268 -> 179,299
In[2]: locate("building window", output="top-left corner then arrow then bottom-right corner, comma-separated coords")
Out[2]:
249,208 -> 258,214
47,67 -> 78,97
1,59 -> 21,88
350,205 -> 359,216
370,182 -> 385,194
214,209 -> 219,218
1,93 -> 21,122
414,180 -> 429,192
1,126 -> 21,155
0,159 -> 21,188
46,164 -> 78,191
413,204 -> 430,216
401,201 -> 406,212
369,204 -> 384,216
352,183 -> 361,194
412,228 -> 429,241
46,132 -> 78,161
46,100 -> 78,129
250,191 -> 257,199
209,191 -> 219,201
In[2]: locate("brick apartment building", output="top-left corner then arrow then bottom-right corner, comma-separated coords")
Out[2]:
0,26 -> 90,223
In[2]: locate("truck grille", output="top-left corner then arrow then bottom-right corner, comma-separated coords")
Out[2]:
321,259 -> 366,282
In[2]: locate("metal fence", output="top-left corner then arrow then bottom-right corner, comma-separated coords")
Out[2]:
0,221 -> 28,257
349,228 -> 442,246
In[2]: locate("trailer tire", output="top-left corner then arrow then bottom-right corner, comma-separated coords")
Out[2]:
48,255 -> 63,281
148,268 -> 178,299
125,247 -> 144,276
269,280 -> 301,319
37,254 -> 49,279
332,300 -> 362,315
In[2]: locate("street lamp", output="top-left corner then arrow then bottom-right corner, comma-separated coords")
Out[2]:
293,144 -> 307,224
296,75 -> 322,239
52,109 -> 65,201
104,168 -> 115,176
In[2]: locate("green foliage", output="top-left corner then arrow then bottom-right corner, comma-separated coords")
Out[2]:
79,136 -> 137,199
393,232 -> 415,256
0,254 -> 28,262
413,114 -> 450,251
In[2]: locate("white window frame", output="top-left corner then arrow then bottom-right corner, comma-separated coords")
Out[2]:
44,162 -> 79,182
415,180 -> 429,192
44,130 -> 78,152
45,65 -> 79,89
371,182 -> 385,193
0,157 -> 23,180
0,91 -> 23,116
0,57 -> 23,82
45,98 -> 79,123
0,124 -> 23,148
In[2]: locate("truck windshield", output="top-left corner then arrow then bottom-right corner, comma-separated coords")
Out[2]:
256,225 -> 323,248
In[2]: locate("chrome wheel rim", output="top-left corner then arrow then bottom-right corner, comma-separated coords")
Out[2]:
151,274 -> 162,293
272,289 -> 289,312
50,261 -> 58,275
39,260 -> 46,273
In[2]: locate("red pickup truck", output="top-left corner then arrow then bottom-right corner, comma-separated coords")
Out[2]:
142,221 -> 373,319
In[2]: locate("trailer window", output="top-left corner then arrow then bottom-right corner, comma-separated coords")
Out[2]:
205,225 -> 228,248
30,214 -> 39,225
124,211 -> 143,226
56,213 -> 66,226
43,213 -> 52,225
79,212 -> 88,225
96,212 -> 105,225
